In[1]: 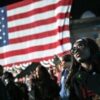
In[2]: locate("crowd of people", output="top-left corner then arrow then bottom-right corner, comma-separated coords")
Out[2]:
0,37 -> 100,100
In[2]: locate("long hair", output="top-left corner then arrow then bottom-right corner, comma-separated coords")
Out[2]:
37,65 -> 51,81
82,37 -> 100,56
67,37 -> 100,86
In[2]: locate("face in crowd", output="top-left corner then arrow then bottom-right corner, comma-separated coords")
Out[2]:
71,39 -> 91,63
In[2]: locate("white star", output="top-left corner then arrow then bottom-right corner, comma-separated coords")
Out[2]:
2,32 -> 6,35
2,24 -> 5,28
0,36 -> 2,40
1,9 -> 4,13
1,17 -> 5,20
3,40 -> 6,44
0,29 -> 2,32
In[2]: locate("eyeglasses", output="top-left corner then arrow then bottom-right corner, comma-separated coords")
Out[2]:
71,43 -> 86,54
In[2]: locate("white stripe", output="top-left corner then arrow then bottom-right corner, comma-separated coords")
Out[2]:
0,31 -> 70,53
48,59 -> 55,66
9,22 -> 57,39
40,61 -> 51,67
8,6 -> 70,28
55,5 -> 71,15
9,18 -> 69,39
8,10 -> 55,28
41,60 -> 49,64
0,43 -> 72,65
7,0 -> 60,16
2,0 -> 72,66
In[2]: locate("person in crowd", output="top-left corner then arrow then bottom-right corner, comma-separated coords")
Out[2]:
53,55 -> 62,85
31,64 -> 60,100
28,72 -> 35,100
17,81 -> 29,100
66,37 -> 100,100
0,65 -> 10,100
3,71 -> 28,100
48,66 -> 58,83
59,54 -> 71,100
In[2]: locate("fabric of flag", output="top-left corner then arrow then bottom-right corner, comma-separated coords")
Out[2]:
0,0 -> 72,67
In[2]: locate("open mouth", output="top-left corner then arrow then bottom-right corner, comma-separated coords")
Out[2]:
75,53 -> 81,58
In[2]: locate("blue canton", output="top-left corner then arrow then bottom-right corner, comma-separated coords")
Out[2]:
0,7 -> 8,47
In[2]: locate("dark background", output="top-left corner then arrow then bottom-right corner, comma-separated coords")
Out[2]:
0,0 -> 22,7
71,0 -> 100,19
0,0 -> 100,19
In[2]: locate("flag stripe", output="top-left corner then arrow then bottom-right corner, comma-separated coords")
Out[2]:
1,50 -> 70,67
0,31 -> 70,53
7,0 -> 58,11
9,26 -> 69,44
8,5 -> 70,28
8,14 -> 69,33
7,0 -> 72,12
0,43 -> 71,66
0,0 -> 72,66
9,23 -> 69,40
0,38 -> 70,59
7,1 -> 71,21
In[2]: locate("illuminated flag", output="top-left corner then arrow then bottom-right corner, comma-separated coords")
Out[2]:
0,0 -> 72,67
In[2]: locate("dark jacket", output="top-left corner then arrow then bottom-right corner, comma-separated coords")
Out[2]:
69,67 -> 100,100
33,78 -> 60,100
0,79 -> 9,100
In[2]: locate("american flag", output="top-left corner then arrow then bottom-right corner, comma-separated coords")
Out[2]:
0,0 -> 72,67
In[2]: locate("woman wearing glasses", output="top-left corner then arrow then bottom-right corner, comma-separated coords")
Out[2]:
66,37 -> 100,100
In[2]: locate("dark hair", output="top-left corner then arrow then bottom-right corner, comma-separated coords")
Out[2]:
53,55 -> 61,65
62,54 -> 71,62
3,71 -> 14,80
36,65 -> 51,80
67,37 -> 100,85
72,37 -> 100,56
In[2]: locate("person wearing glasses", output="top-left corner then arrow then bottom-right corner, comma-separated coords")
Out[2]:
66,37 -> 100,100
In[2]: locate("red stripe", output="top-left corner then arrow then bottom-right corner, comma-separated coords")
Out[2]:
8,0 -> 70,21
8,16 -> 56,33
7,0 -> 38,10
9,29 -> 58,44
2,0 -> 72,66
8,13 -> 69,33
0,38 -> 70,59
4,51 -> 69,67
9,26 -> 69,44
4,51 -> 70,67
7,0 -> 72,11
